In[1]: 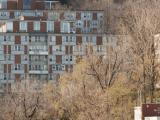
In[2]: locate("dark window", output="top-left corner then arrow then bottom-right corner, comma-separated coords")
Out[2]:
23,0 -> 31,9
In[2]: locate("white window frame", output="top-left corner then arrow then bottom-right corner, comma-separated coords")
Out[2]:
15,64 -> 21,70
34,21 -> 40,31
6,21 -> 13,32
61,21 -> 70,33
20,21 -> 27,31
14,45 -> 21,51
47,21 -> 54,32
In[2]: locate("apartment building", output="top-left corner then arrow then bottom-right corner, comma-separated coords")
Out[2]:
0,0 -> 109,91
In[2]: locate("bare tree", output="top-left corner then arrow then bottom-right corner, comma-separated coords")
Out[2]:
118,0 -> 160,103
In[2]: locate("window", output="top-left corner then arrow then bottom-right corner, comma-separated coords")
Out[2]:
66,36 -> 69,42
63,36 -> 75,42
97,45 -> 103,52
5,54 -> 13,61
34,21 -> 40,31
0,74 -> 3,80
20,21 -> 27,31
91,21 -> 98,28
15,64 -> 21,70
0,0 -> 7,9
82,12 -> 92,20
4,74 -> 6,80
23,0 -> 31,9
21,36 -> 28,42
53,64 -> 65,71
76,20 -> 82,28
0,54 -> 4,61
23,55 -> 28,61
3,36 -> 6,41
98,13 -> 103,20
0,12 -> 8,17
0,64 -> 3,71
49,56 -> 56,63
35,36 -> 40,42
70,55 -> 72,61
6,21 -> 13,32
14,11 -> 21,17
61,22 -> 70,33
49,36 -> 55,42
15,45 -> 21,51
56,45 -> 62,52
47,21 -> 54,32
64,12 -> 75,20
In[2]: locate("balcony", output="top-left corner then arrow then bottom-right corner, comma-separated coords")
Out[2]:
29,70 -> 48,74
29,50 -> 48,55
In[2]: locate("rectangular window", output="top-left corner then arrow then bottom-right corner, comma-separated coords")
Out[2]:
49,56 -> 56,63
47,21 -> 54,32
76,20 -> 82,28
0,0 -> 7,9
14,45 -> 21,51
0,64 -> 3,71
34,21 -> 40,31
6,21 -> 13,32
21,36 -> 28,42
23,0 -> 31,9
5,54 -> 13,61
20,21 -> 27,31
53,64 -> 65,71
0,74 -> 3,80
61,22 -> 70,33
0,54 -> 4,61
56,45 -> 62,52
15,64 -> 21,70
97,45 -> 103,52
0,12 -> 8,17
91,21 -> 98,28
23,55 -> 28,61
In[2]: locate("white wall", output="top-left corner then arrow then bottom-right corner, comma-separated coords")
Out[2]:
134,107 -> 142,120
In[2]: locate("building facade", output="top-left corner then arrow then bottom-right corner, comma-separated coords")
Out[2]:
0,0 -> 110,91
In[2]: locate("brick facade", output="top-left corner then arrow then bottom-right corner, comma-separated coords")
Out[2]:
0,0 -> 106,89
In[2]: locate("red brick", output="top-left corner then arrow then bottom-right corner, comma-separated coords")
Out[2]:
4,45 -> 7,54
7,1 -> 17,10
24,64 -> 28,73
65,46 -> 69,54
15,74 -> 21,81
15,55 -> 21,64
70,46 -> 73,54
17,0 -> 23,10
24,45 -> 28,54
49,65 -> 52,73
28,22 -> 33,32
8,64 -> 11,73
8,45 -> 11,54
13,21 -> 19,33
4,64 -> 7,73
10,12 -> 14,19
96,36 -> 102,45
93,13 -> 97,20
56,36 -> 62,45
40,22 -> 46,32
76,36 -> 82,45
31,0 -> 45,10
15,36 -> 21,44
76,28 -> 81,34
49,46 -> 52,54
56,55 -> 62,64
76,12 -> 81,20
54,21 -> 60,33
